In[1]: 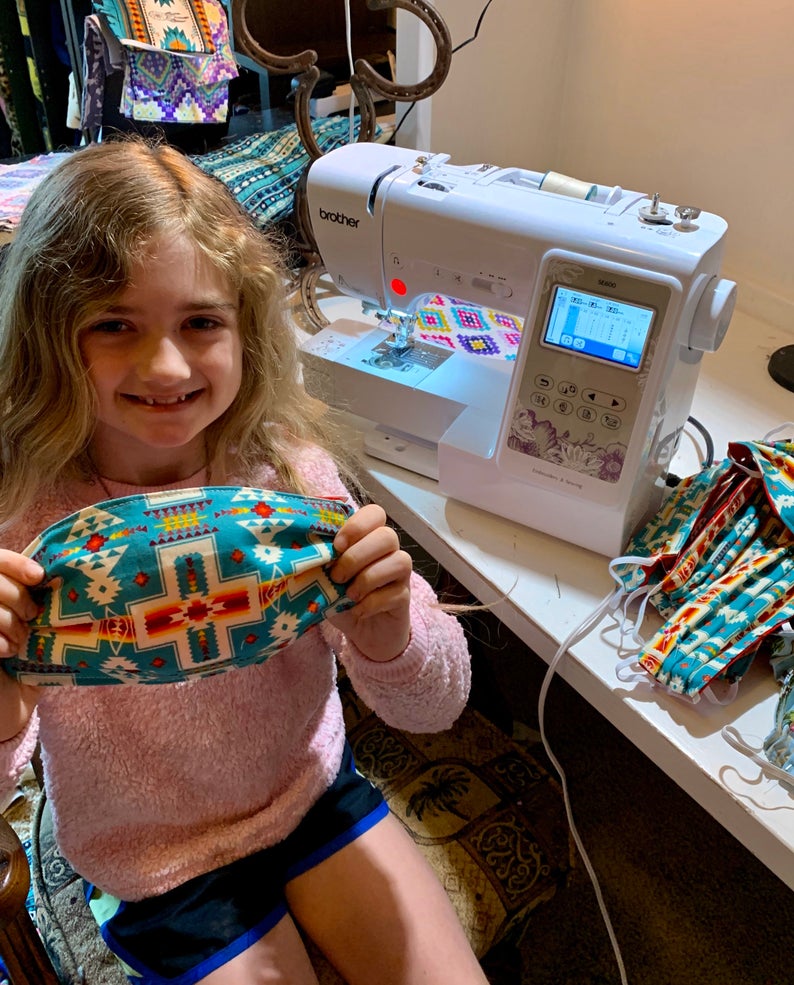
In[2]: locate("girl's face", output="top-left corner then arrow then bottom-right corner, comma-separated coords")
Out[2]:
80,234 -> 243,485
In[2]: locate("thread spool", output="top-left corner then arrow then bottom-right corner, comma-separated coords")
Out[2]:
539,171 -> 597,201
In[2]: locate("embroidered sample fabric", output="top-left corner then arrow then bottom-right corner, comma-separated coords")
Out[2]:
409,294 -> 523,361
5,487 -> 354,686
192,117 -> 383,228
92,0 -> 216,54
612,438 -> 794,699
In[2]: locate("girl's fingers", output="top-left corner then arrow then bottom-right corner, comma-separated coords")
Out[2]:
343,550 -> 413,604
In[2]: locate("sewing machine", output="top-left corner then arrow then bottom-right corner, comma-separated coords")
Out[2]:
300,143 -> 737,556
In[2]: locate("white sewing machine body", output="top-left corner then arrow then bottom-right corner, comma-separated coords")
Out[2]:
301,143 -> 736,556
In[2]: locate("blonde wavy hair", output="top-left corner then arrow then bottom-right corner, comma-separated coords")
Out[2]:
0,138 -> 335,524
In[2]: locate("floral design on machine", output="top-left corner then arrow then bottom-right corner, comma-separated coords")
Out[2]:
507,404 -> 627,484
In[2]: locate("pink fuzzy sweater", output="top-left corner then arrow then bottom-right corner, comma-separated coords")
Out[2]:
0,445 -> 471,900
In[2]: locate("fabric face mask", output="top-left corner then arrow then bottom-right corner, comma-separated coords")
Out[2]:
611,438 -> 794,701
4,487 -> 354,686
763,669 -> 794,777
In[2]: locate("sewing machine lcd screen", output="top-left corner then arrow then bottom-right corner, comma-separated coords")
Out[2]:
542,286 -> 654,371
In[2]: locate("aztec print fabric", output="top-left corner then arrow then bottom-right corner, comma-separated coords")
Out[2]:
84,0 -> 237,126
764,667 -> 794,777
613,438 -> 794,699
4,487 -> 354,687
92,0 -> 216,54
118,0 -> 237,124
192,117 -> 383,228
412,294 -> 523,361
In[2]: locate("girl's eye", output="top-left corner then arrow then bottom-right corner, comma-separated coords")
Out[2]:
88,320 -> 129,334
185,316 -> 222,331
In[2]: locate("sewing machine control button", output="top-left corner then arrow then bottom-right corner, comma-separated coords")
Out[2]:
554,399 -> 573,415
577,406 -> 597,423
390,278 -> 408,296
582,388 -> 626,411
490,282 -> 513,298
530,391 -> 550,408
601,413 -> 622,430
558,381 -> 578,396
535,374 -> 554,389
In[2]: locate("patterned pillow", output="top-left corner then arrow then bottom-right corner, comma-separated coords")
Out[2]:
5,487 -> 353,686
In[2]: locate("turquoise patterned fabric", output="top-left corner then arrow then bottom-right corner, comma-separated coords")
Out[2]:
4,487 -> 354,686
191,117 -> 382,229
92,0 -> 216,54
613,439 -> 794,698
764,668 -> 794,778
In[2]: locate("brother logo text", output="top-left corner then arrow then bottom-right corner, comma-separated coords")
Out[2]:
318,207 -> 360,227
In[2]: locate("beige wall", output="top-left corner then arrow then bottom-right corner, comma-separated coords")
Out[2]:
424,0 -> 794,322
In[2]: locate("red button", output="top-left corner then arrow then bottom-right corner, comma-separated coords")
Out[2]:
391,278 -> 407,296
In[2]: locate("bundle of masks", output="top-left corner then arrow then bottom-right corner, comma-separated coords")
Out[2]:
610,436 -> 794,785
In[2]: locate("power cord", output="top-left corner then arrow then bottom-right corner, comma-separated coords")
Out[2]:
391,0 -> 497,142
344,0 -> 356,143
537,593 -> 630,985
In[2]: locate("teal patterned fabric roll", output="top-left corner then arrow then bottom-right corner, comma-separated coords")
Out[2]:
5,487 -> 354,686
191,117 -> 382,229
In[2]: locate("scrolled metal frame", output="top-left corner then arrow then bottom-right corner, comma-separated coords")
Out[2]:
229,0 -> 452,328
230,0 -> 451,161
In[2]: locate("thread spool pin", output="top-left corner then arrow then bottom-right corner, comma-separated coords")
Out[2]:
639,192 -> 671,224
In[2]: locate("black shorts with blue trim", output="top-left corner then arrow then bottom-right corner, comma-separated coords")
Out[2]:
87,742 -> 388,985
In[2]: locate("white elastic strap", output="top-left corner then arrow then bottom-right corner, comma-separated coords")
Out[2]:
618,585 -> 655,652
607,553 -> 658,661
701,680 -> 740,705
615,654 -> 650,684
538,589 -> 629,985
344,0 -> 356,142
762,422 -> 794,443
721,725 -> 794,789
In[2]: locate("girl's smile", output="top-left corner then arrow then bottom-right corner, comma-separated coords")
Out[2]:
80,235 -> 243,485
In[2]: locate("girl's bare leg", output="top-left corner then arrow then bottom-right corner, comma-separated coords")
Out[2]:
197,910 -> 320,985
286,812 -> 489,985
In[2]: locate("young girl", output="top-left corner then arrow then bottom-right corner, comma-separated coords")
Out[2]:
0,141 -> 488,985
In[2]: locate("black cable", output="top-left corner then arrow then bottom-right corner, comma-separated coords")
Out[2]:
391,0 -> 497,142
687,414 -> 715,469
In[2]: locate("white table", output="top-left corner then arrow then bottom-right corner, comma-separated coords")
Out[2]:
302,287 -> 794,892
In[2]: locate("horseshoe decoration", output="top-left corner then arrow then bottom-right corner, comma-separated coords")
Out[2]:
230,0 -> 452,161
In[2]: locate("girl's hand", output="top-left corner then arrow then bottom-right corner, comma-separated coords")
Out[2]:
0,550 -> 43,657
326,504 -> 413,662
0,550 -> 44,740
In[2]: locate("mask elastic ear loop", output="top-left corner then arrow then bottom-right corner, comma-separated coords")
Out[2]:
762,422 -> 794,443
721,725 -> 794,789
702,681 -> 740,705
538,588 -> 630,985
608,554 -> 659,681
